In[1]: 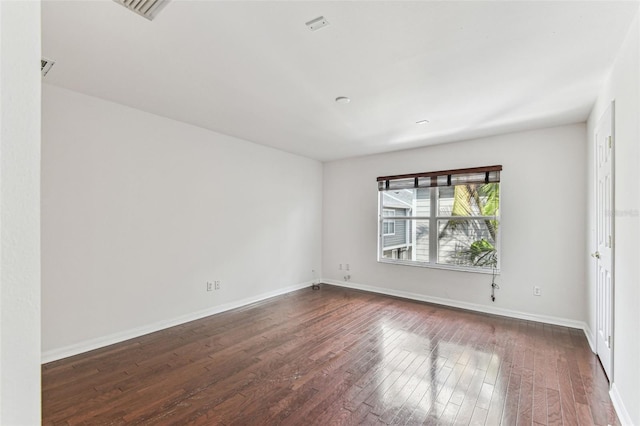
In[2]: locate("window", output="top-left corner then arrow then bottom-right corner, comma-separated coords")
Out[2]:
382,209 -> 395,235
377,165 -> 501,273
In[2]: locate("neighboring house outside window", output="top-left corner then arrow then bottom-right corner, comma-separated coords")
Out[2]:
381,194 -> 412,260
377,166 -> 501,272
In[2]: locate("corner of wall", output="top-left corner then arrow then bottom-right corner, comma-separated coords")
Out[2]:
0,1 -> 42,423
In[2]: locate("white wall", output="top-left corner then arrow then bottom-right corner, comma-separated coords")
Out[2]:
41,85 -> 323,360
0,1 -> 42,423
587,7 -> 640,425
323,124 -> 587,325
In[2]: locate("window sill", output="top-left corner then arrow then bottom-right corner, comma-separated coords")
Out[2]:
378,258 -> 500,275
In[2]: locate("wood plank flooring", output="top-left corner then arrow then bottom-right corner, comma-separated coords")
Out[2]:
42,285 -> 619,425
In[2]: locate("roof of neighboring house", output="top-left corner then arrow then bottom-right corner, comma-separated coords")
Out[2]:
382,190 -> 413,209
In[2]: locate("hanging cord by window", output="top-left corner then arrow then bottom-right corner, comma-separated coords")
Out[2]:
490,266 -> 499,302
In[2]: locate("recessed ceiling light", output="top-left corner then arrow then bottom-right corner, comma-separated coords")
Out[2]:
416,119 -> 430,125
335,96 -> 351,104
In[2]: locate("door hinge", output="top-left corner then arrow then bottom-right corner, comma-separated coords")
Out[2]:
608,335 -> 612,348
608,136 -> 613,149
609,235 -> 613,248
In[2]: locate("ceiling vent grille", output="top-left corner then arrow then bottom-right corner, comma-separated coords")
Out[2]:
305,16 -> 330,31
41,58 -> 55,77
113,0 -> 171,21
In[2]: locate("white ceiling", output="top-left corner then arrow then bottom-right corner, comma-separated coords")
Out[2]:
42,0 -> 638,162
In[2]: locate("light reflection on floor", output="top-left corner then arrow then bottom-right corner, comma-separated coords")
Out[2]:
367,318 -> 501,423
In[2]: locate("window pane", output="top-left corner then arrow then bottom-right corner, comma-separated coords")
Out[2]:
414,188 -> 430,217
382,218 -> 406,248
437,219 -> 498,268
438,183 -> 500,217
381,188 -> 430,218
438,186 -> 455,215
414,220 -> 429,262
380,219 -> 428,262
381,218 -> 411,260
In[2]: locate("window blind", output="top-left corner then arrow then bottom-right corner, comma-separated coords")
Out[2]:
377,165 -> 502,191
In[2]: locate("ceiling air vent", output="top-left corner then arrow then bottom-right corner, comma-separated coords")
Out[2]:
305,16 -> 330,31
41,58 -> 55,77
113,0 -> 171,21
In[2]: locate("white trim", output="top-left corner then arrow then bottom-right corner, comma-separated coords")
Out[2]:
583,323 -> 596,353
382,243 -> 413,251
41,281 -> 313,364
42,277 -> 595,369
42,276 -> 624,423
378,257 -> 500,275
324,279 -> 589,330
610,383 -> 633,425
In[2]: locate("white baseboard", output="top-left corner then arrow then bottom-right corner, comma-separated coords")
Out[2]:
43,277 -> 630,424
42,278 -> 594,364
610,383 -> 633,425
582,323 -> 596,353
42,281 -> 314,364
324,279 -> 589,331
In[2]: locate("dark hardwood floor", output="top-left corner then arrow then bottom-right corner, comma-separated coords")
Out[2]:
42,285 -> 619,425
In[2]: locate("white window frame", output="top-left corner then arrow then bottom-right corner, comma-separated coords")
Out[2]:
377,184 -> 501,274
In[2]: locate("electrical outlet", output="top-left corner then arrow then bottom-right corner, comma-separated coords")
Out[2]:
339,264 -> 343,270
206,282 -> 213,292
214,280 -> 221,290
345,264 -> 350,271
533,286 -> 542,296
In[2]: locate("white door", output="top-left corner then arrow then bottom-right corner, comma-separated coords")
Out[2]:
594,102 -> 614,381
